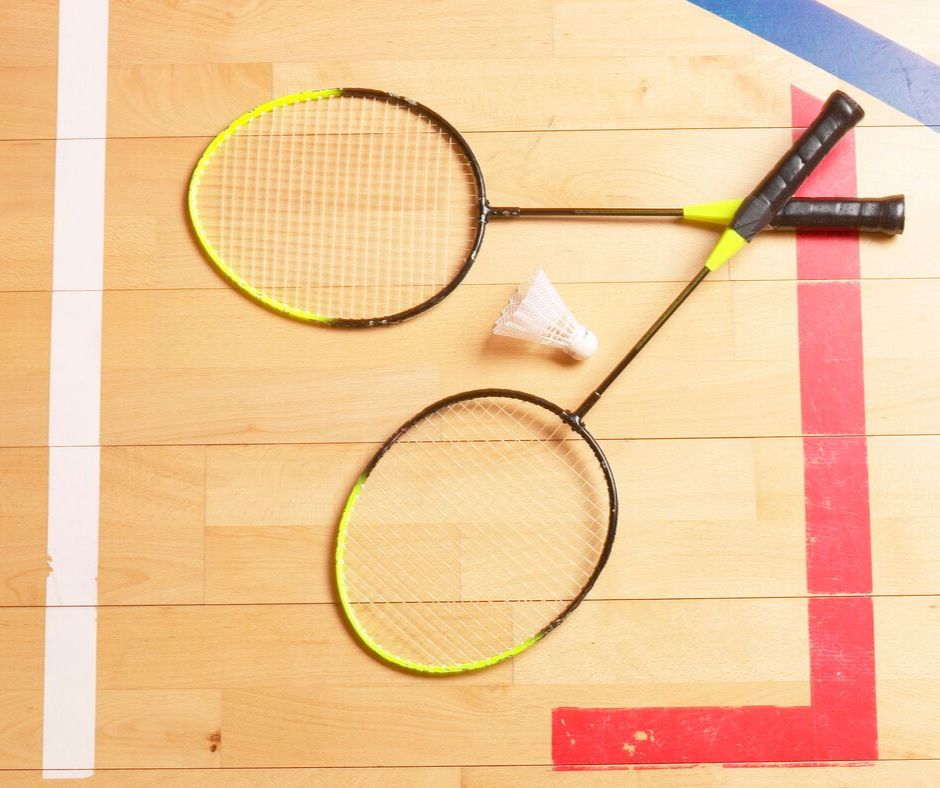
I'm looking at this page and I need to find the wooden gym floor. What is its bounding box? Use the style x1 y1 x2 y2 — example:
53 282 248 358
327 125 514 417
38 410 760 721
2 0 939 784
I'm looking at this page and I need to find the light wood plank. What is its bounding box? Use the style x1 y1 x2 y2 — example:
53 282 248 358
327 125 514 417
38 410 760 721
207 597 939 766
7 763 940 786
96 690 221 768
0 292 49 446
107 56 916 140
0 767 460 786
221 684 590 767
0 66 57 140
104 125 932 297
870 437 940 593
99 279 806 445
108 0 553 64
98 278 940 446
97 604 512 690
464 760 940 787
104 433 801 607
108 63 272 139
202 436 807 605
117 435 940 606
875 597 940 758
554 0 768 59
204 444 367 604
0 609 44 691
0 1 57 68
0 140 54 291
864 280 940 436
511 598 811 695
205 443 372 527
856 127 939 281
99 446 206 605
0 449 47 606
0 692 41 770
0 141 55 219
274 57 917 129
205 525 328 604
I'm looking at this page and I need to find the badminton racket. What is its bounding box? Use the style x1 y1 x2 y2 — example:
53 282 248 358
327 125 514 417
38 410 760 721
188 87 901 327
334 91 867 673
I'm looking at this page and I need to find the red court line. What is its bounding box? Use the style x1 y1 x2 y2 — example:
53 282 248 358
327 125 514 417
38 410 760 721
552 87 877 767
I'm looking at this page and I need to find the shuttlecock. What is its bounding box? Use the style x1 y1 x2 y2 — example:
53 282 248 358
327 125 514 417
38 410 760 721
492 268 597 360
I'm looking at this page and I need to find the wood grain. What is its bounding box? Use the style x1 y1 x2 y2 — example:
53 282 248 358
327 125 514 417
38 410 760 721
210 597 939 766
106 56 916 140
0 449 48 606
99 446 206 605
98 279 805 445
464 761 940 787
0 1 57 68
103 126 940 295
96 690 222 769
3 0 938 777
85 429 940 605
0 692 41 770
0 768 460 787
0 140 54 291
108 0 554 64
0 609 44 691
96 604 513 691
0 292 49 446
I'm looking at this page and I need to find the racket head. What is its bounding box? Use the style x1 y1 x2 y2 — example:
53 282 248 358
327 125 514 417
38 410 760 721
335 389 618 674
188 88 487 326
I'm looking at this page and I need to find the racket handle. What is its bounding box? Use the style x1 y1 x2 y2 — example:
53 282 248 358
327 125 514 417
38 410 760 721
683 195 905 235
734 91 865 240
705 90 865 270
771 195 905 235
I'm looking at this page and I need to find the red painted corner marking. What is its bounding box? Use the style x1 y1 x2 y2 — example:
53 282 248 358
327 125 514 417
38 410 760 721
809 596 877 759
804 438 872 594
551 86 877 767
798 285 865 436
553 706 814 765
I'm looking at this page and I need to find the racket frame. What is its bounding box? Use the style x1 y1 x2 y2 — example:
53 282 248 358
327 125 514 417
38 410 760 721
335 387 619 674
188 87 490 327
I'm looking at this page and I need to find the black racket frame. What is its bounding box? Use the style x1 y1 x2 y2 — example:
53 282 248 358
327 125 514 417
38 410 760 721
351 385 620 643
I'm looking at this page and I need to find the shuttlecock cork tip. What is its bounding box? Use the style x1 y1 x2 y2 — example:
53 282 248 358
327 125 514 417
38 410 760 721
565 324 598 360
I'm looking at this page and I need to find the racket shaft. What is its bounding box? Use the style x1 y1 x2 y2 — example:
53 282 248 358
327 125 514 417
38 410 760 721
489 195 903 234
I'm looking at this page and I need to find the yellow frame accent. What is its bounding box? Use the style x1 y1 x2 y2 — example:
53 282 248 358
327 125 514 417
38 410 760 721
704 227 749 271
187 88 343 324
334 473 545 674
682 197 743 226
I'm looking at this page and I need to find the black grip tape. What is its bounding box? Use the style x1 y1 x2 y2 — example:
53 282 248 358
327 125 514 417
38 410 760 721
732 91 865 241
770 195 905 235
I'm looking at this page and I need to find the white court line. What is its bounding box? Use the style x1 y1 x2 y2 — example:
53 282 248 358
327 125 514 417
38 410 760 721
43 0 109 779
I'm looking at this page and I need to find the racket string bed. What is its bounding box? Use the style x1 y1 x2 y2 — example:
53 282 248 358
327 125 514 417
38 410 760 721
191 91 480 323
346 430 604 660
338 395 611 670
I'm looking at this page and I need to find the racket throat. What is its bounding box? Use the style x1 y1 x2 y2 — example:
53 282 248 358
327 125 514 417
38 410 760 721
573 265 711 419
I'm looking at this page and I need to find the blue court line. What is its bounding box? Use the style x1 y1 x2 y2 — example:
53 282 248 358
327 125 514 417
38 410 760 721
689 0 940 131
